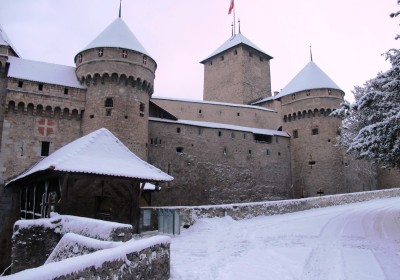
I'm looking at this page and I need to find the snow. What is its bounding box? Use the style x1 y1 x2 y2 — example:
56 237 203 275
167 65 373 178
0 24 19 55
273 61 342 99
7 56 84 88
149 117 289 137
201 33 272 63
6 128 173 185
152 96 276 113
3 236 170 280
81 17 151 58
170 197 400 280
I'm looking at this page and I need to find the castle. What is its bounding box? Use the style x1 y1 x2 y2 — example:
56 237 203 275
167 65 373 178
0 12 399 271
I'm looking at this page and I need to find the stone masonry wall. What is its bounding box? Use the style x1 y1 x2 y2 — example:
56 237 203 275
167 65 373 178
11 215 133 274
0 186 19 273
152 97 282 131
149 120 291 206
147 188 400 227
6 235 170 280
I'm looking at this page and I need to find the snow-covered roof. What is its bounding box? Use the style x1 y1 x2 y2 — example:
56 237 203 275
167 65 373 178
81 18 151 58
274 61 342 99
152 96 276 113
0 24 20 56
149 117 289 137
7 128 173 185
7 56 84 89
201 33 272 63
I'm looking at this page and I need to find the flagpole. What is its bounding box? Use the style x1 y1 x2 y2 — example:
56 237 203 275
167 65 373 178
233 8 236 35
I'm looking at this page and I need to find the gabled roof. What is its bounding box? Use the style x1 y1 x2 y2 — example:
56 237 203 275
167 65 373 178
149 117 289 138
0 24 20 56
81 18 151 57
7 56 84 88
7 128 173 185
274 61 342 99
201 33 272 63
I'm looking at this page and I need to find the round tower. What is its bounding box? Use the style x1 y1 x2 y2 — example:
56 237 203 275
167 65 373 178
276 61 346 198
75 17 156 160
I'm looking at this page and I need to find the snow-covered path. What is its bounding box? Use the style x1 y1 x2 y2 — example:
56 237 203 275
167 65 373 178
170 197 400 280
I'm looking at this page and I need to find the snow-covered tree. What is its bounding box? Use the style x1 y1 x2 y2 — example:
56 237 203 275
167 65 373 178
333 2 400 168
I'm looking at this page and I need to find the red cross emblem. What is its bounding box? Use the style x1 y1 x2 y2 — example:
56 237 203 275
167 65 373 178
37 118 55 136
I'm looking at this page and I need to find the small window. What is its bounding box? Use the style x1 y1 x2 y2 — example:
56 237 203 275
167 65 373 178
64 88 69 95
199 109 202 114
198 128 203 135
312 128 319 135
105 98 113 108
234 49 237 55
254 134 272 143
249 52 253 57
237 112 240 116
221 55 224 61
328 89 332 95
306 90 311 96
38 84 43 91
41 141 50 157
248 149 252 155
78 54 82 63
143 56 147 64
140 102 145 116
98 48 104 57
243 133 246 139
292 94 296 100
122 50 128 58
176 147 184 153
18 81 23 88
209 61 213 66
218 131 222 137
231 132 235 138
105 108 112 116
259 57 264 62
266 149 270 155
293 130 299 138
177 127 181 133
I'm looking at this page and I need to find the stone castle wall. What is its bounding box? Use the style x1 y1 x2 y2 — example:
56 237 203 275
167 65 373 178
149 119 291 206
203 44 272 104
152 97 282 130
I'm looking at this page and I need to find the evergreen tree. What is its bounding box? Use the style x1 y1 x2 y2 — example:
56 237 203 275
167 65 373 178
334 2 400 168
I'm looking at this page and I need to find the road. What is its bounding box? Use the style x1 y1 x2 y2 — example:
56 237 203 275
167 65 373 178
170 197 400 280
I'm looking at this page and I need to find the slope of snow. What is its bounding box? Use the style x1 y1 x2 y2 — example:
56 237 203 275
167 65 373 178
170 197 400 280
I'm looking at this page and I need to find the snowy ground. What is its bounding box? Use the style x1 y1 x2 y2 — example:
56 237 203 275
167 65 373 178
170 197 400 280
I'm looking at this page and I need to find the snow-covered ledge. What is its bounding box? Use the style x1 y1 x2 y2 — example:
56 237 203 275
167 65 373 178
4 236 170 280
11 214 133 273
146 188 400 227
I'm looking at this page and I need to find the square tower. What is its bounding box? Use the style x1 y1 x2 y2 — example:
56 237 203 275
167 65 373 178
201 33 273 105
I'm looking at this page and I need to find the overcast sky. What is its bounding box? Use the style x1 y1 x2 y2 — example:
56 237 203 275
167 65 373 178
1 0 399 103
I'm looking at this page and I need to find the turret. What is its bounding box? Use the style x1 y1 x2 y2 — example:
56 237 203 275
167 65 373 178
276 60 345 197
75 16 156 160
201 32 273 105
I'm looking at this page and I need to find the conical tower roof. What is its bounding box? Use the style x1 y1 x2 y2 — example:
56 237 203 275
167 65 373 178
0 24 20 56
80 18 151 58
274 61 342 99
201 33 272 63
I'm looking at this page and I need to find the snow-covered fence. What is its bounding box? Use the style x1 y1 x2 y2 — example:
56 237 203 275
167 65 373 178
144 188 400 227
11 214 133 273
4 236 170 280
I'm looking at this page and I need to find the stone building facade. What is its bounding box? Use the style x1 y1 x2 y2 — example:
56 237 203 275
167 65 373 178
0 14 399 271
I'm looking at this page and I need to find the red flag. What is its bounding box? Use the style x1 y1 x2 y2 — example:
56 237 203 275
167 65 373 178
228 0 234 15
